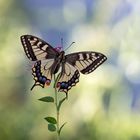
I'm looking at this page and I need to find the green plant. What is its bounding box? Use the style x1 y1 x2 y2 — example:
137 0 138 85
38 74 67 140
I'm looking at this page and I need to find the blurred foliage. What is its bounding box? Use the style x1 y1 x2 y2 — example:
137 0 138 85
0 0 140 140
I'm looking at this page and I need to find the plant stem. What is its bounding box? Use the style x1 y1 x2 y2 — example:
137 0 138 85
54 75 60 140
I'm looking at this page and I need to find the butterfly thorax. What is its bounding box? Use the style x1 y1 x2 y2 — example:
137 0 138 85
52 51 65 74
57 51 65 61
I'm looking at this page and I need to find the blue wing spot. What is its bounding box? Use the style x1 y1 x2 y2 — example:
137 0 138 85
68 81 71 85
38 76 47 84
39 77 42 81
65 83 68 88
36 72 41 77
36 69 40 73
60 82 69 89
42 77 47 83
37 65 40 69
61 82 65 88
71 78 75 82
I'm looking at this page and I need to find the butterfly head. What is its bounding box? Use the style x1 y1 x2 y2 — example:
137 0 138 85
55 46 63 52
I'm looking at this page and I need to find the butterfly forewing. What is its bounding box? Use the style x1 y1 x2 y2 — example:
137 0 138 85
20 35 59 61
65 51 107 74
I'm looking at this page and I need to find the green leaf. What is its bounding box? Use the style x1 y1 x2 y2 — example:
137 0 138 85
44 117 57 124
48 124 56 132
38 96 54 103
59 122 67 135
58 96 67 111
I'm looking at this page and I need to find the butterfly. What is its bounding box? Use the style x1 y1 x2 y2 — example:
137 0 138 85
20 35 107 95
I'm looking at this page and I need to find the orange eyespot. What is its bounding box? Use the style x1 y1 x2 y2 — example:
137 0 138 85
56 82 60 88
45 80 50 86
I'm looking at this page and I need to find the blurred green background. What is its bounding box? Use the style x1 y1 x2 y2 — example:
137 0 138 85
0 0 140 140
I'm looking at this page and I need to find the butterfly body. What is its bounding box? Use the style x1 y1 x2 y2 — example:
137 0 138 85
20 35 107 94
52 51 65 74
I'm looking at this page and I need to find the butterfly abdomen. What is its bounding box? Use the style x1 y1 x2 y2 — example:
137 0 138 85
52 63 61 74
51 51 65 74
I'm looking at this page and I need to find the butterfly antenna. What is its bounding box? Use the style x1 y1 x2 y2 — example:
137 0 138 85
64 42 75 51
61 38 63 50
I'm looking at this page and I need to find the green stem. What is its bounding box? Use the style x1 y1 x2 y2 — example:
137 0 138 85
54 75 60 140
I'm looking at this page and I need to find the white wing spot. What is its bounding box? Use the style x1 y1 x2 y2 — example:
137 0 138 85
75 61 84 70
87 59 92 64
42 45 48 51
27 53 30 57
80 61 87 68
84 72 89 74
37 41 42 46
75 79 79 82
35 50 44 55
32 45 37 49
92 58 96 61
84 60 90 65
30 40 36 45
26 50 28 53
34 38 37 41
86 53 90 59
72 83 76 86
77 73 80 77
89 69 92 73
79 53 84 60
36 53 46 59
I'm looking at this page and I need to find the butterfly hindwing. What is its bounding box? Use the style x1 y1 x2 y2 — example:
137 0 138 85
20 35 59 61
31 61 51 90
57 62 80 94
31 59 56 90
65 51 107 74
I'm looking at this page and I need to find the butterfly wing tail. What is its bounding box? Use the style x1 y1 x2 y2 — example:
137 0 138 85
31 83 44 90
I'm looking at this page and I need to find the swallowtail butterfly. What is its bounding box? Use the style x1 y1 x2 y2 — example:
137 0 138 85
20 35 107 94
